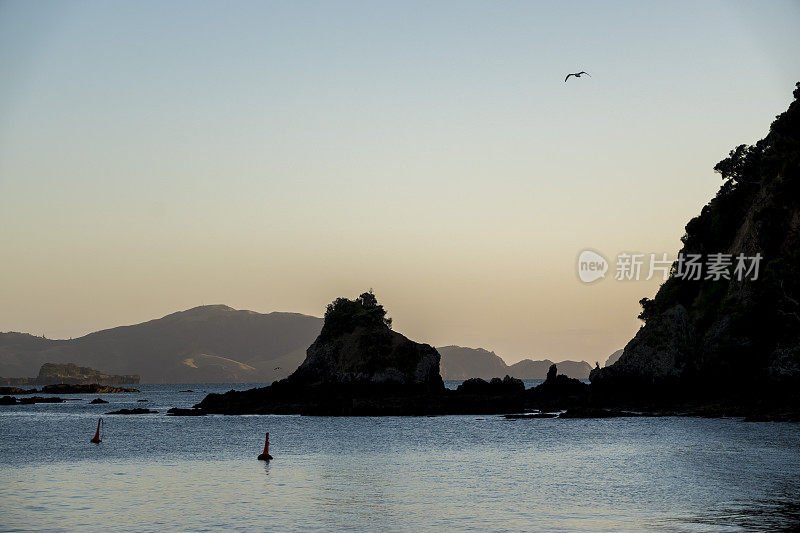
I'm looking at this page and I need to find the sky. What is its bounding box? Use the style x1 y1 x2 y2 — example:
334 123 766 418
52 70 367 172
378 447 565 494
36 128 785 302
1 1 799 365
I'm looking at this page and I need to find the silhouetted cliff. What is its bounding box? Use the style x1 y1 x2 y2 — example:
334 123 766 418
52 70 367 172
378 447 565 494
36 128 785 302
591 83 800 411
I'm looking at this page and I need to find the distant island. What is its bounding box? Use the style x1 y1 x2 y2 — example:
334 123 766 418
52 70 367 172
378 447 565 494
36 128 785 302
0 362 139 386
437 346 594 380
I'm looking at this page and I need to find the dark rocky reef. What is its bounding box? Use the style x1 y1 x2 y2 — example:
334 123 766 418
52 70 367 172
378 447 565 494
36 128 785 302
189 292 525 416
89 398 109 404
106 408 158 415
590 83 800 418
1 383 138 394
0 387 37 395
41 384 139 394
0 395 66 405
526 364 590 411
449 376 526 414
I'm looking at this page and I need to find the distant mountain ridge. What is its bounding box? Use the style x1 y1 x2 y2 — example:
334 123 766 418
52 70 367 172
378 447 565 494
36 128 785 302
437 346 592 380
2 306 594 383
0 305 323 383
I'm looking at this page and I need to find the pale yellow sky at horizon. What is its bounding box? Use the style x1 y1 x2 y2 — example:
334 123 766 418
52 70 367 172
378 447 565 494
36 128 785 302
1 1 799 365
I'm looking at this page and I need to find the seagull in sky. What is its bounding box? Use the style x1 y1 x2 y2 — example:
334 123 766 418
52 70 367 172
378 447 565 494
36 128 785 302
564 71 590 82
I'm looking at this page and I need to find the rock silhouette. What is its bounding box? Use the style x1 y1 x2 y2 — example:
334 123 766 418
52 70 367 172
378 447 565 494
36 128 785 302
192 293 526 415
591 82 800 418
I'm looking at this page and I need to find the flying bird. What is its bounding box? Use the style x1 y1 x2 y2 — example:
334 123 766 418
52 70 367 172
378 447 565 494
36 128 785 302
564 71 590 82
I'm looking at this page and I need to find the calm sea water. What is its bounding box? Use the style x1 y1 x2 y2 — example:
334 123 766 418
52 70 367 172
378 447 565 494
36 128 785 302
1 383 799 532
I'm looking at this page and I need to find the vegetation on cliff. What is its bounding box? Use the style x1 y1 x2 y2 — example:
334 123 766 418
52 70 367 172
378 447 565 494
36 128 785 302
593 83 800 405
289 291 442 391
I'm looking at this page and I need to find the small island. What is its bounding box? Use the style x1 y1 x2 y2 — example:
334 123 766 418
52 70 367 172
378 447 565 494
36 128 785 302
0 362 140 387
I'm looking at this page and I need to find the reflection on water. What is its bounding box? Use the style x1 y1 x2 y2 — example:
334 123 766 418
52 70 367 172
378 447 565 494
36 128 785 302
0 383 798 532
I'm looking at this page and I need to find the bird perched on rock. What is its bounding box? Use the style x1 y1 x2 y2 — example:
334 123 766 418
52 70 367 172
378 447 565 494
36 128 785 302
564 71 590 82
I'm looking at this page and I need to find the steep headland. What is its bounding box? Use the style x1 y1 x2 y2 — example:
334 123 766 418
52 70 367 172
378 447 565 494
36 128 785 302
590 82 800 415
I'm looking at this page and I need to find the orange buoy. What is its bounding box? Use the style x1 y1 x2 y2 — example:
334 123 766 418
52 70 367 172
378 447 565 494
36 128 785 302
90 417 103 444
257 432 273 461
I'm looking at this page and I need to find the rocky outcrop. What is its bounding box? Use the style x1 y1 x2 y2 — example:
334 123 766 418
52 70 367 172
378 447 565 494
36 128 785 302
40 384 139 394
191 293 526 416
0 396 66 405
451 376 526 414
527 364 590 410
288 292 442 392
195 292 447 415
0 383 138 394
0 387 36 395
456 375 525 395
590 305 694 402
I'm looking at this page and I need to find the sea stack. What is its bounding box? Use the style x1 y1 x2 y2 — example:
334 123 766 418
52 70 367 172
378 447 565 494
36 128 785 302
287 291 443 392
195 291 446 415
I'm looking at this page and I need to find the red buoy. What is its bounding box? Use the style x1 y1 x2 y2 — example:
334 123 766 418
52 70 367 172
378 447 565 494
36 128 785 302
257 432 273 461
90 418 103 444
